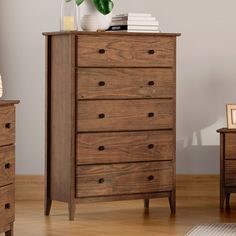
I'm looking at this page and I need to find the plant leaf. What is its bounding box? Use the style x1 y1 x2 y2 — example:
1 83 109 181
65 0 72 2
75 0 84 6
92 0 114 15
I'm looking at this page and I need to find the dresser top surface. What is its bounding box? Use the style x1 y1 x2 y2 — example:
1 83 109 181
0 100 20 106
43 31 181 37
217 128 236 133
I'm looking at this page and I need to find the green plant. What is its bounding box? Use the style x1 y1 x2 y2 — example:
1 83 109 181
66 0 114 15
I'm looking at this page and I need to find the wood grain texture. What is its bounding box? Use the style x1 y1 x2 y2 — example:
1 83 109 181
77 68 175 99
0 185 14 228
0 106 15 147
77 35 175 67
77 131 174 165
77 99 174 132
0 146 15 187
225 160 236 186
76 162 173 197
225 133 236 159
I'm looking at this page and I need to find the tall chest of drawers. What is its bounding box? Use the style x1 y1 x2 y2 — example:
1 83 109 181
43 31 180 220
0 100 19 235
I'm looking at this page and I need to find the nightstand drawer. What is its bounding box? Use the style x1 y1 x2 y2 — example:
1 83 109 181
0 185 14 227
77 99 174 132
77 68 175 99
77 131 174 165
0 106 15 146
225 133 236 159
77 35 175 67
225 160 236 186
76 162 173 197
0 146 15 187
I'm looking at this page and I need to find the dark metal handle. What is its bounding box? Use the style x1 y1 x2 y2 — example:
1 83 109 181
5 123 11 129
98 81 106 87
98 113 105 119
98 178 104 184
148 112 155 117
148 175 154 181
148 50 155 55
5 163 11 169
99 49 106 54
148 81 155 86
148 144 154 149
98 146 105 151
5 203 11 209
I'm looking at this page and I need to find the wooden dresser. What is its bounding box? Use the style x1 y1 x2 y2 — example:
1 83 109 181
217 128 236 209
0 100 19 236
43 31 180 220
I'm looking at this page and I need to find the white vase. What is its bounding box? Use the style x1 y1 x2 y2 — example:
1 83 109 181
80 0 112 31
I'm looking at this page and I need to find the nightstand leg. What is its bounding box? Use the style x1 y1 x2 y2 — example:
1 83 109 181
144 199 149 209
68 201 76 221
5 224 13 236
45 198 52 216
220 189 225 209
226 193 230 209
169 191 176 214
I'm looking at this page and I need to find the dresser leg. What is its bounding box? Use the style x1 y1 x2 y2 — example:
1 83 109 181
220 191 225 209
169 191 176 214
226 193 230 209
45 199 52 216
68 201 76 221
5 224 13 236
144 199 150 209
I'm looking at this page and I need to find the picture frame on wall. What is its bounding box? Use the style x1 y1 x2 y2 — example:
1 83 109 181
226 104 236 129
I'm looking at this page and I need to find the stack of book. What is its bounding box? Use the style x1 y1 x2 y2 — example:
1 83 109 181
107 13 160 33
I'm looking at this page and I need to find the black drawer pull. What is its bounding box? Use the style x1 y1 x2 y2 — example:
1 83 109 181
99 49 106 54
148 50 155 55
148 144 154 149
98 146 105 151
98 81 106 87
5 163 11 169
98 113 105 119
98 178 104 184
5 203 11 209
148 81 155 86
148 175 154 181
5 123 11 129
148 112 155 117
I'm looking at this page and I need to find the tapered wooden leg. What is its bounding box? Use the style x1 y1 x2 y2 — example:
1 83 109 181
45 198 52 216
68 201 76 221
169 191 176 214
226 193 230 209
144 199 149 209
5 224 13 236
220 190 225 209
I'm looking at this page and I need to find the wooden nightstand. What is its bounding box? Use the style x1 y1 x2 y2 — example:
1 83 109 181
217 128 236 209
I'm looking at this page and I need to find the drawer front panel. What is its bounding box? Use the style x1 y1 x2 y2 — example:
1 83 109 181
225 160 236 186
77 99 174 132
0 106 15 146
77 68 175 99
0 185 14 227
225 133 236 159
77 131 174 165
0 146 15 187
77 35 175 67
76 162 173 197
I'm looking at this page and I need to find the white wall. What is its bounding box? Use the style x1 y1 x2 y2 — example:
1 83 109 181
1 0 236 174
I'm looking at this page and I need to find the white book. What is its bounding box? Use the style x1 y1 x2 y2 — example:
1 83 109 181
111 20 159 26
112 16 156 22
119 30 161 33
115 13 153 17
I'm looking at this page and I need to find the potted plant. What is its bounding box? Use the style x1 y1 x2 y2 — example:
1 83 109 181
67 0 114 31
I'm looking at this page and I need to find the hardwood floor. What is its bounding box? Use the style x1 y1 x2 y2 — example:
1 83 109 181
10 175 236 236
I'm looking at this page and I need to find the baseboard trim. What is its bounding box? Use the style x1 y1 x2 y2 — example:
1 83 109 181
15 175 219 201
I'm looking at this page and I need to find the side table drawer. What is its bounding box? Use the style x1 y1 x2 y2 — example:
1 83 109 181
225 160 236 186
76 162 173 197
77 99 174 132
0 185 14 227
77 130 174 165
77 35 175 67
0 146 15 187
0 106 15 146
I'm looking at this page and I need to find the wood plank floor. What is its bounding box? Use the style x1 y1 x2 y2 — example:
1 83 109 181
11 176 236 236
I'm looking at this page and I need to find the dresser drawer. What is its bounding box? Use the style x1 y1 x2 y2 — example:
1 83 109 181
77 68 175 99
0 185 14 227
225 133 236 159
0 106 15 146
77 99 174 132
225 160 236 186
0 146 15 187
77 131 174 165
77 35 175 67
76 162 173 197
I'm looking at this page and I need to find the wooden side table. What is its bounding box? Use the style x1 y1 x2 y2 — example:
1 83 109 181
217 128 236 209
